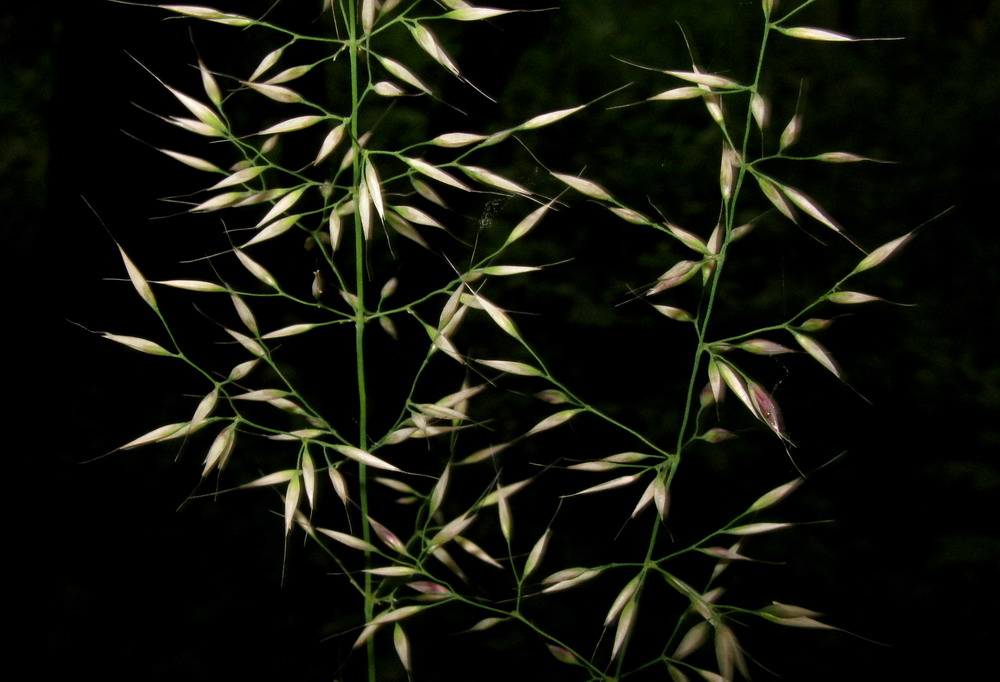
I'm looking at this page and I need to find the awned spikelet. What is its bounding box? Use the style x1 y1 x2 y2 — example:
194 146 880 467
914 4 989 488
668 223 710 255
547 645 581 666
227 358 259 381
497 487 513 541
525 409 582 436
166 115 224 137
368 604 425 627
201 421 237 477
475 358 542 376
779 112 801 151
191 191 249 213
158 148 221 173
828 290 882 304
778 26 860 42
158 5 252 25
480 478 532 507
714 623 749 681
317 527 377 552
443 8 517 21
719 145 739 202
631 478 656 518
455 536 503 568
407 23 460 77
662 572 714 621
754 174 797 222
102 333 173 356
780 184 841 234
564 473 642 498
646 260 702 296
541 567 601 593
749 478 803 512
854 231 914 273
724 522 791 536
708 358 724 403
117 245 157 310
363 566 419 578
245 81 302 104
197 58 221 107
283 475 301 535
368 516 408 554
756 601 839 630
225 328 265 358
427 463 450 518
604 576 641 627
506 200 553 244
373 81 406 97
207 166 267 191
229 293 257 334
551 172 612 201
792 331 842 379
430 132 487 148
748 381 787 440
377 56 433 96
520 105 586 130
815 151 880 163
607 206 650 224
332 444 404 473
653 471 670 519
158 5 228 20
360 0 376 34
256 186 307 228
467 288 519 338
611 597 638 660
313 123 346 166
120 422 189 450
673 621 710 661
238 469 296 489
718 361 755 415
428 513 475 549
751 91 769 129
163 83 224 131
654 305 693 322
664 70 743 90
460 165 531 195
249 47 283 82
260 322 317 340
256 115 324 136
737 338 794 355
386 212 429 248
404 157 472 191
412 181 448 210
364 157 385 222
523 528 551 578
393 624 411 674
648 86 703 101
234 249 277 288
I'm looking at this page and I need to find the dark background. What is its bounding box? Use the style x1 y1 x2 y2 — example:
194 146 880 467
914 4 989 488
9 0 997 679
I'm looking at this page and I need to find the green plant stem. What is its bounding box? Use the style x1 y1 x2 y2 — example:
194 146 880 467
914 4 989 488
345 3 376 680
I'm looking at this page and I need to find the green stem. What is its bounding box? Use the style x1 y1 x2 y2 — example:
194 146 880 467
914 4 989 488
345 3 375 680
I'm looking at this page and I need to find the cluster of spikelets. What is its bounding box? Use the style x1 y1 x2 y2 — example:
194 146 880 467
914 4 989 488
98 1 909 679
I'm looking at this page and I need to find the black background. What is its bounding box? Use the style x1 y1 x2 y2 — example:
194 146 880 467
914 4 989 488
10 1 997 679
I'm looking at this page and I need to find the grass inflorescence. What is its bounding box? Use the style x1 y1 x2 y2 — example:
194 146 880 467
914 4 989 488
93 1 911 679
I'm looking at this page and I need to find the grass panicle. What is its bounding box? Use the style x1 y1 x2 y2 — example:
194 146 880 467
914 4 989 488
91 1 911 679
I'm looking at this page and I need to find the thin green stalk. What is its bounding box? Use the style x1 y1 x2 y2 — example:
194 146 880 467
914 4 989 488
345 3 375 680
677 18 774 455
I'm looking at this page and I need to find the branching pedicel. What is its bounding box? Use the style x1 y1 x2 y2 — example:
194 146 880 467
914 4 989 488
99 1 908 679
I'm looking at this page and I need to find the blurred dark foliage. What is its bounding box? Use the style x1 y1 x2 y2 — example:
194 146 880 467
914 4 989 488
8 0 996 679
